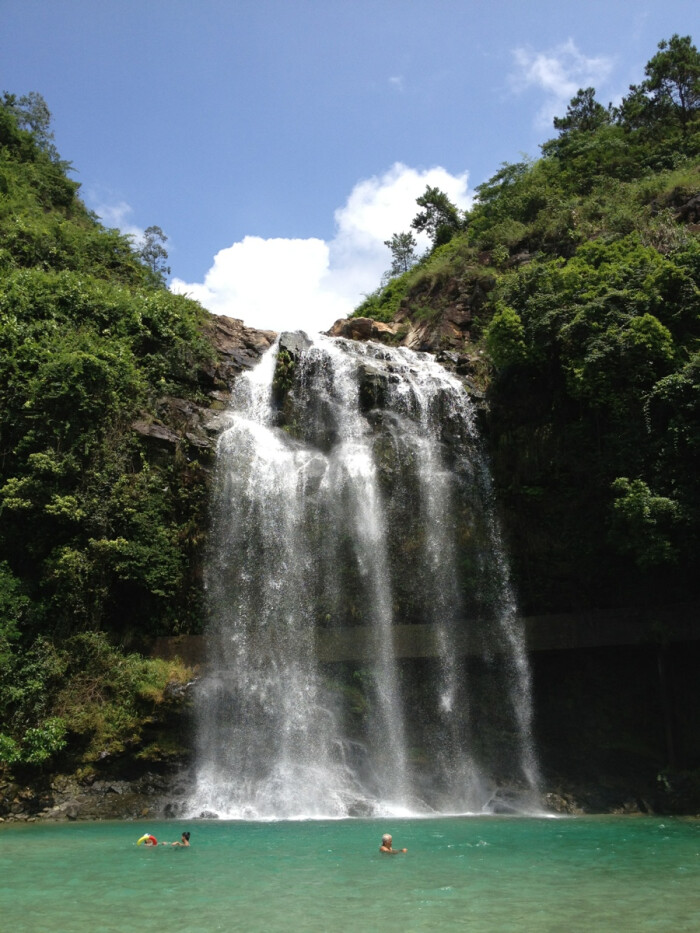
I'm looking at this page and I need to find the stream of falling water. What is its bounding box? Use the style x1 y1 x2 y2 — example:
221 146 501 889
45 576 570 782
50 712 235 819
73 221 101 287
189 334 539 819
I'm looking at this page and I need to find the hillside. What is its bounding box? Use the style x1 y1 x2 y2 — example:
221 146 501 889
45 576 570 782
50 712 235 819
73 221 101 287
346 34 700 617
0 34 698 815
0 94 274 787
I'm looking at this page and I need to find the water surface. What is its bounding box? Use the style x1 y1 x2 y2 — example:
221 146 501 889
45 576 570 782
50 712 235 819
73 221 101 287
1 816 699 932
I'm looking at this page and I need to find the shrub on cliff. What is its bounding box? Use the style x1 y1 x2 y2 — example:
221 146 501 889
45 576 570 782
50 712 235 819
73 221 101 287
0 94 210 774
355 36 699 613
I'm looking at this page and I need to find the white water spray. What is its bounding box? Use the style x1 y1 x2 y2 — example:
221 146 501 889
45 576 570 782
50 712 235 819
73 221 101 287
190 334 539 818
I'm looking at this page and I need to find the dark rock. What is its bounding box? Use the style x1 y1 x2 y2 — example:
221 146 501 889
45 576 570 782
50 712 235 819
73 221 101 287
202 411 233 436
164 678 196 701
654 769 700 814
64 801 81 820
0 769 199 823
200 314 276 392
490 801 520 815
278 330 312 360
357 362 390 412
299 456 327 496
132 420 180 447
506 251 533 268
543 792 583 815
185 431 210 449
444 304 472 327
128 313 275 461
675 194 700 224
346 799 376 818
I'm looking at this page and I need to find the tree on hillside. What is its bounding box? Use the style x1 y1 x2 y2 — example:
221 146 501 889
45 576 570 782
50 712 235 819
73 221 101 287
1 91 60 161
137 225 171 283
544 83 651 190
618 35 700 139
384 231 418 276
643 34 700 137
411 186 463 247
553 87 611 134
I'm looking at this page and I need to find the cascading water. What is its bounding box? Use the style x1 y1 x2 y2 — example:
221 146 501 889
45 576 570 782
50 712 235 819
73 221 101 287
190 333 539 819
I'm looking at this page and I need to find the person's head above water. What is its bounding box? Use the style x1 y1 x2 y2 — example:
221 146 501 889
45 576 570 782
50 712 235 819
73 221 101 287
380 832 406 853
182 831 190 841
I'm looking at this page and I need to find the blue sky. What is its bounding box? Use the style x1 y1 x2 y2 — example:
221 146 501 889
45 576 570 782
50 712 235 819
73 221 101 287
2 0 697 332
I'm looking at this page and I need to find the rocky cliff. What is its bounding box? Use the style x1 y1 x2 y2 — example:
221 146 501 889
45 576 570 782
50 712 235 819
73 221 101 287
132 314 277 458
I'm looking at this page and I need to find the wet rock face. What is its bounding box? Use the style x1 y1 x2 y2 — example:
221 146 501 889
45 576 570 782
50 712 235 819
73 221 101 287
0 773 190 822
326 316 485 393
130 313 277 458
278 330 312 360
357 361 394 413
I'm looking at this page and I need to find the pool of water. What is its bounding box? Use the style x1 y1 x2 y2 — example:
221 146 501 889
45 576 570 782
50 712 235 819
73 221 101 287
1 815 699 932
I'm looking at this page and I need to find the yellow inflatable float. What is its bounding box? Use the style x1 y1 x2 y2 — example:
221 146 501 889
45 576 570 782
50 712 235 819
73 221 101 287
137 833 158 846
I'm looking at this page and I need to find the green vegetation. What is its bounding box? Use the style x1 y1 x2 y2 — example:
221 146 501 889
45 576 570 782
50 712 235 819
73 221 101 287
0 94 209 773
1 33 697 789
137 225 171 284
357 35 700 614
0 630 191 770
383 231 418 277
411 185 465 247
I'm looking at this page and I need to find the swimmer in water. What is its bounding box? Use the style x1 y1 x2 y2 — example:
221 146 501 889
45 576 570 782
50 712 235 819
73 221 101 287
379 833 407 854
170 831 190 847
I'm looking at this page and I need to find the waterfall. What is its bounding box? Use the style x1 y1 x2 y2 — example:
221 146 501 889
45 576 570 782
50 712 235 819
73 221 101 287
190 333 539 819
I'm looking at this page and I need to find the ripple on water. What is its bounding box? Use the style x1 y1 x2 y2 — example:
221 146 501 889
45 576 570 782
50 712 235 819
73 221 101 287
0 816 699 933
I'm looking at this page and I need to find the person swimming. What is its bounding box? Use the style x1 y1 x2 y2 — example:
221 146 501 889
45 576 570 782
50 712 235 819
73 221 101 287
137 833 159 846
170 831 190 847
379 833 407 854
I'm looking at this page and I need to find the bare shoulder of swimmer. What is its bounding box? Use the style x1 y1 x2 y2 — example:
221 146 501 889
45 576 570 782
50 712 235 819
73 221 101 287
380 833 406 853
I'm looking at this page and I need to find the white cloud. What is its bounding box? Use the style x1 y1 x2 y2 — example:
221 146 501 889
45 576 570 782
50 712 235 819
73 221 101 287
511 39 614 128
170 163 471 334
389 75 404 91
91 199 145 243
171 236 348 334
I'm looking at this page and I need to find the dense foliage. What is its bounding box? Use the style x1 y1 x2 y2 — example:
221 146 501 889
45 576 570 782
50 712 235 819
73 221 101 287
0 95 211 772
356 35 699 614
1 34 697 786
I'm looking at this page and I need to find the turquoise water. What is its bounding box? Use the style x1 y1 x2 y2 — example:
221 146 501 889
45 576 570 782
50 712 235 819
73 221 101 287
1 816 699 932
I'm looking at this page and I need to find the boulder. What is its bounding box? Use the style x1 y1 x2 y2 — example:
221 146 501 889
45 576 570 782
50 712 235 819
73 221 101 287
131 420 180 448
677 194 700 224
327 317 401 343
278 330 312 360
199 314 276 391
357 362 392 412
